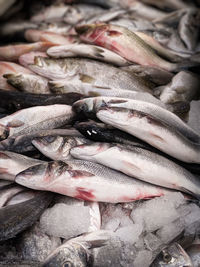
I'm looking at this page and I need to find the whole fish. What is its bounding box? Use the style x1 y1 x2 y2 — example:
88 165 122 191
29 57 152 93
0 89 83 112
47 44 129 66
0 42 53 61
76 23 185 71
4 73 50 94
73 97 200 163
0 192 53 241
186 244 200 267
43 230 111 267
15 160 170 203
0 129 82 153
151 243 193 267
71 142 200 197
0 104 75 138
74 121 200 175
0 151 43 181
32 135 90 160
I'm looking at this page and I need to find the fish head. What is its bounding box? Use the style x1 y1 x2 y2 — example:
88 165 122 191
71 142 111 161
15 161 70 189
0 124 9 141
3 73 23 89
75 23 109 43
152 243 193 267
44 242 89 267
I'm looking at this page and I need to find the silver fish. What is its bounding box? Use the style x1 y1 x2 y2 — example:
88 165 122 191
186 244 200 267
47 44 129 66
0 151 43 181
29 57 152 93
15 160 170 203
0 185 25 208
73 97 200 163
0 104 75 138
71 142 200 197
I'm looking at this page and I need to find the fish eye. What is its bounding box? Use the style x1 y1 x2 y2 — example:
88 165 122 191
63 261 72 267
163 253 172 263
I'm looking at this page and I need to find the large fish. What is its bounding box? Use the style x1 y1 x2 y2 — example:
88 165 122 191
73 97 200 163
32 135 90 161
71 142 200 197
0 151 42 181
15 160 170 203
0 104 75 138
0 192 53 241
29 57 152 93
47 44 129 66
75 23 186 71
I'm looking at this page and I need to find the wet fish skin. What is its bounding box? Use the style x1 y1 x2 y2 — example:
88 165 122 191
0 89 83 112
6 190 38 206
15 160 170 203
73 97 200 163
71 142 200 197
0 151 43 181
0 185 25 208
43 230 111 267
29 57 152 93
186 244 200 267
0 192 54 241
19 51 48 68
0 129 82 153
32 135 90 161
75 23 180 71
0 104 75 137
151 243 193 267
47 44 129 66
0 125 9 142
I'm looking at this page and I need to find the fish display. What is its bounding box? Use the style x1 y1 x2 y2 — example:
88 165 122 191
0 0 200 266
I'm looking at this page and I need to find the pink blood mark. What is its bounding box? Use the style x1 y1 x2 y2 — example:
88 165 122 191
0 167 8 174
122 192 164 202
75 187 95 201
107 30 122 37
69 170 94 179
0 152 10 159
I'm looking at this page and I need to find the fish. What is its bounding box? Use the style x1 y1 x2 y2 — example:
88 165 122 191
0 89 83 112
0 104 75 138
4 73 50 94
47 44 129 66
32 135 90 160
73 97 200 163
154 71 200 104
0 180 14 190
0 185 26 208
29 57 152 93
0 192 53 241
71 142 200 197
74 121 200 175
0 129 82 153
75 23 185 71
19 51 47 68
186 244 200 267
6 190 38 206
0 0 16 17
140 0 194 10
43 230 111 267
0 125 9 141
0 42 53 61
151 243 193 267
86 8 125 24
24 29 77 46
0 151 43 181
15 160 171 203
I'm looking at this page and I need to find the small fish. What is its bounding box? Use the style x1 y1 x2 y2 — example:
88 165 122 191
32 135 90 160
0 192 53 241
43 230 111 267
73 97 200 163
186 244 200 267
0 151 42 181
15 160 170 203
47 44 129 66
151 243 193 267
75 23 184 71
0 104 75 138
0 42 53 61
71 142 200 198
29 57 152 93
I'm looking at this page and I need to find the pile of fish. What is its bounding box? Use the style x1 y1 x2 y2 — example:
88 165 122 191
0 0 200 266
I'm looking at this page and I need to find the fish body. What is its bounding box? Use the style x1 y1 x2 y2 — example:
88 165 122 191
71 142 200 197
0 185 25 208
19 51 47 68
0 104 75 137
0 192 53 241
76 23 180 71
47 44 129 66
0 151 42 181
29 57 151 93
186 244 200 267
73 97 200 163
15 160 170 203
